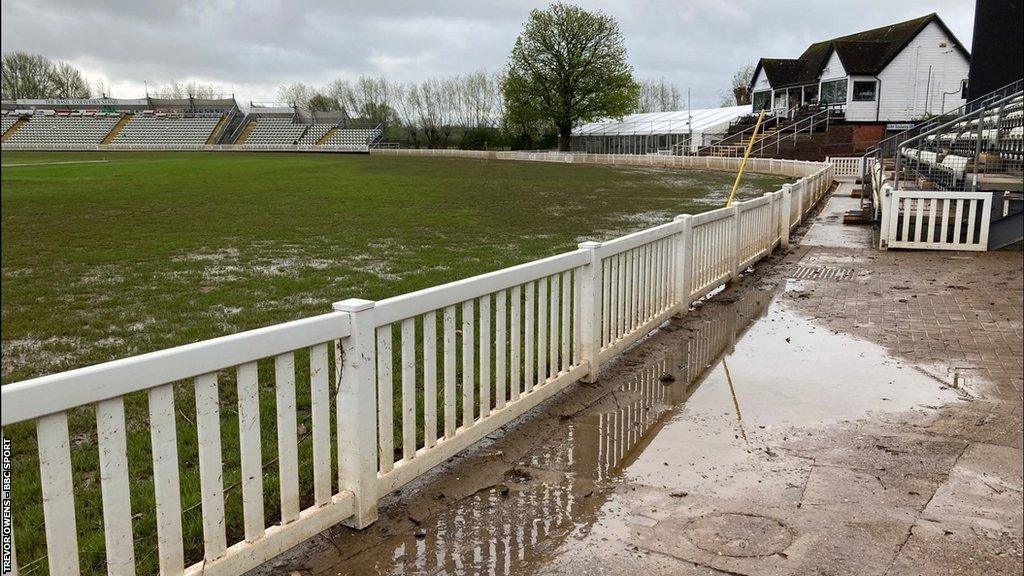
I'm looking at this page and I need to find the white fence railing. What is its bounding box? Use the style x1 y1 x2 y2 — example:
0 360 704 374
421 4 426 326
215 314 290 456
0 155 833 576
827 156 865 179
879 186 993 251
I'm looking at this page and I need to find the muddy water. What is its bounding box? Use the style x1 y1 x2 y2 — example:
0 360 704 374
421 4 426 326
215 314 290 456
304 285 961 576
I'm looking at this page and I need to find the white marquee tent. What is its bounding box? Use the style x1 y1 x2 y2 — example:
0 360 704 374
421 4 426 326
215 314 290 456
573 105 753 154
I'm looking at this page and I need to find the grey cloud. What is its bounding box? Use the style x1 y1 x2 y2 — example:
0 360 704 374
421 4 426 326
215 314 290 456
2 0 975 107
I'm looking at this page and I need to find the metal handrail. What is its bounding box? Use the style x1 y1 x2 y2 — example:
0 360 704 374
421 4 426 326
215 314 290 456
859 78 1024 205
753 105 838 156
676 108 786 155
894 88 1023 192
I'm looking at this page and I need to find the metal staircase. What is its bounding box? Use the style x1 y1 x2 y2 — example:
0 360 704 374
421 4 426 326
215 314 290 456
678 104 844 158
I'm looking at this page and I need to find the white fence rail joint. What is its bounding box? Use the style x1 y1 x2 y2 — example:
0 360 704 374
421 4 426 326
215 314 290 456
1 154 835 576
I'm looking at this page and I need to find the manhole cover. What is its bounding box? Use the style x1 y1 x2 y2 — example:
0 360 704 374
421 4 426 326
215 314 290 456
791 265 853 281
683 513 792 557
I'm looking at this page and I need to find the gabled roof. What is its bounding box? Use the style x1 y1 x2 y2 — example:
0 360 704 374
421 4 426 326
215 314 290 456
751 13 970 90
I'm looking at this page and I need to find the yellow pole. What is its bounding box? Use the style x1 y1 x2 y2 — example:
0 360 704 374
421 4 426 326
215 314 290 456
725 110 767 207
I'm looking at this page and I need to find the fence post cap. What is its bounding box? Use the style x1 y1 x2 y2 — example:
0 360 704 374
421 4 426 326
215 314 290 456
578 240 602 249
673 214 692 222
333 298 375 312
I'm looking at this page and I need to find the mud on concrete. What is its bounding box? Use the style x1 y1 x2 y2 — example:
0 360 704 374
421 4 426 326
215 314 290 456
253 193 1023 576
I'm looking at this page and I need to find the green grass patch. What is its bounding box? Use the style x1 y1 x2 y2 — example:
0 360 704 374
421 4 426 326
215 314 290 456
1 151 789 574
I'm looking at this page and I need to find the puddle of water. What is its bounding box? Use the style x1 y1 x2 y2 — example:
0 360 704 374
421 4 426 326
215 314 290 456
304 286 960 576
623 299 959 490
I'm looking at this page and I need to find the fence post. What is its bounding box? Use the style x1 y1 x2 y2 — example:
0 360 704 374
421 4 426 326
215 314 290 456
578 241 602 383
731 203 742 280
672 215 693 314
878 186 892 250
781 184 792 248
332 298 379 529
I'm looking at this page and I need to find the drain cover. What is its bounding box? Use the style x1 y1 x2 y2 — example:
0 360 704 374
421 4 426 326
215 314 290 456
791 265 853 281
683 513 792 557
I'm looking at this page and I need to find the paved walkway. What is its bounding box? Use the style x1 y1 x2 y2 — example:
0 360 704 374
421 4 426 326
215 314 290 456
254 187 1023 576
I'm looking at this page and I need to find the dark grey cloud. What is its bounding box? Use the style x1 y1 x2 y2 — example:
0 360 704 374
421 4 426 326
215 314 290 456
1 0 975 107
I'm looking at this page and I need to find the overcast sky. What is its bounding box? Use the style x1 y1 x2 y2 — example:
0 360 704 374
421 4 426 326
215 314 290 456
1 0 976 108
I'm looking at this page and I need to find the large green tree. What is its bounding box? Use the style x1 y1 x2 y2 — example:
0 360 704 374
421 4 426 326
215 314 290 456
502 3 639 151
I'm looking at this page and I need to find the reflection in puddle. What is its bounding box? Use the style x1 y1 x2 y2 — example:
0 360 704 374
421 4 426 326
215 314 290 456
314 287 959 576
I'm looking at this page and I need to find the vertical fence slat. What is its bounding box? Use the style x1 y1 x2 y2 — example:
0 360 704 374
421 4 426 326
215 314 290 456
537 276 548 385
491 291 506 410
443 306 457 438
561 270 571 373
524 282 535 393
913 199 925 243
927 198 938 244
376 327 394 471
510 286 522 402
479 295 492 418
953 199 964 245
309 345 331 507
37 412 80 576
966 199 978 245
423 311 438 448
96 397 136 576
939 199 951 245
601 260 610 346
236 361 266 540
549 274 559 376
194 372 227 559
275 353 300 524
148 384 184 575
462 299 475 426
401 317 416 460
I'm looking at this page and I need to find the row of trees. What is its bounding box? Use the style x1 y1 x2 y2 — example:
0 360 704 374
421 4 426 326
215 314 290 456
276 72 685 149
1 51 229 101
1 52 93 100
4 4 754 150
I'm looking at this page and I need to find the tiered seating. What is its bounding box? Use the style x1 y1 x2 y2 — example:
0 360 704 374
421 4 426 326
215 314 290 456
897 92 1024 191
2 113 19 135
111 113 221 147
323 127 380 148
5 113 121 146
298 123 334 145
243 117 307 146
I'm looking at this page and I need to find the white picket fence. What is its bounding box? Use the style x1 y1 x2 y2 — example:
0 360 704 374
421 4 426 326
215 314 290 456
879 186 993 251
827 156 865 179
0 154 833 576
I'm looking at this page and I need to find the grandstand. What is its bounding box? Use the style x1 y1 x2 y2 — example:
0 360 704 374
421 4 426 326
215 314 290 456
242 116 307 146
893 90 1023 192
1 112 19 135
3 112 122 146
325 127 381 148
299 123 335 145
110 113 223 148
0 97 382 152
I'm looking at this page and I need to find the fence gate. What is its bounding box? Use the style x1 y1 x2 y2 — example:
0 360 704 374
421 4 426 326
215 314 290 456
883 189 992 251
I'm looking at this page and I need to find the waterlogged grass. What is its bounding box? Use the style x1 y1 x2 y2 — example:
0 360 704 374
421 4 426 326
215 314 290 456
0 151 789 574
